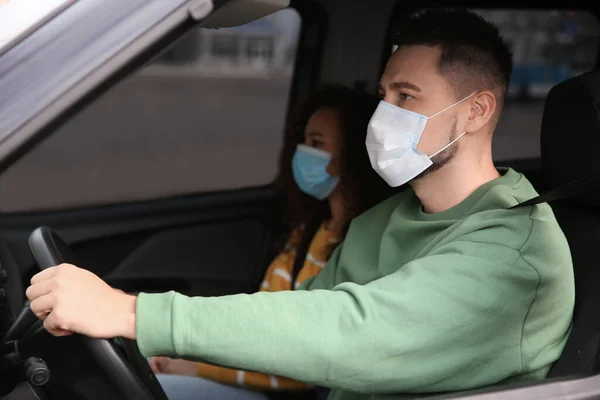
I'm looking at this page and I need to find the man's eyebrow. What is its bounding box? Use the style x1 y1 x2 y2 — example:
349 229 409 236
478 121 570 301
306 132 324 137
378 81 422 92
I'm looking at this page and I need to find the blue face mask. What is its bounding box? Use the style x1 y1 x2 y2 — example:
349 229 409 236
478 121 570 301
292 144 339 200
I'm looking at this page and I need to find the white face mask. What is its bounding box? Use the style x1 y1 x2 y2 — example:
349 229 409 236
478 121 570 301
366 93 476 187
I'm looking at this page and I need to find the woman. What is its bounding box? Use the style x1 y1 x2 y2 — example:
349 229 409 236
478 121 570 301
149 83 396 400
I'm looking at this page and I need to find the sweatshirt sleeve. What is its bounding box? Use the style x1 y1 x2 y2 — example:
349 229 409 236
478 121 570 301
136 241 539 394
192 226 316 390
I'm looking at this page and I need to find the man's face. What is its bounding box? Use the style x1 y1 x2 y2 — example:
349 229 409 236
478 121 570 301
378 45 472 175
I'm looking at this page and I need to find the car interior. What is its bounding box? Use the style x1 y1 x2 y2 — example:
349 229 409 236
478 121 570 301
0 0 599 399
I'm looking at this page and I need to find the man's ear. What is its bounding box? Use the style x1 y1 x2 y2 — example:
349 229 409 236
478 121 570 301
464 90 497 132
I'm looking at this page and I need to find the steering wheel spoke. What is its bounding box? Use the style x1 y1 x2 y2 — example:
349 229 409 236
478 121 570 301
10 226 169 400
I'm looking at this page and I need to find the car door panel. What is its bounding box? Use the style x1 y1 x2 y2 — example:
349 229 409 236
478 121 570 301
0 187 284 298
103 220 269 295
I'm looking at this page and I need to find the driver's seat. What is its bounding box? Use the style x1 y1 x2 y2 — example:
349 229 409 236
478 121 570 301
538 69 600 377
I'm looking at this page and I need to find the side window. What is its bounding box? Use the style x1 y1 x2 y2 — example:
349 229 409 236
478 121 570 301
473 10 600 162
389 9 600 162
0 8 302 212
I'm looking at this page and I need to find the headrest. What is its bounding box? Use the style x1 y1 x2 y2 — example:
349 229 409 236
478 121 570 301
541 70 600 206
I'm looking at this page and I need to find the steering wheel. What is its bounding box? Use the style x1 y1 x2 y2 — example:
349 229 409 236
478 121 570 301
26 226 168 400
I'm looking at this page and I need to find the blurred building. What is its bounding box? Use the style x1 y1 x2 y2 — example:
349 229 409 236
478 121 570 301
152 9 301 76
475 9 600 100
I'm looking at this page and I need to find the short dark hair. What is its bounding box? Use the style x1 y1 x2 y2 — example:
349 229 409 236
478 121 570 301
393 8 513 116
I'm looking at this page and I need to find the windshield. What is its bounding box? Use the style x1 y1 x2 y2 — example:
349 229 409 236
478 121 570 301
0 0 76 52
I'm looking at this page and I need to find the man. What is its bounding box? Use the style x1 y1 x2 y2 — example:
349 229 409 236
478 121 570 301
26 8 574 400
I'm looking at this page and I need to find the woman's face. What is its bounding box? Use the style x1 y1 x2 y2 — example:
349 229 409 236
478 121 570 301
303 107 343 177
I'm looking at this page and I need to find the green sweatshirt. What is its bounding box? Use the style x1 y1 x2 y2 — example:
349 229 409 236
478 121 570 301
136 168 574 399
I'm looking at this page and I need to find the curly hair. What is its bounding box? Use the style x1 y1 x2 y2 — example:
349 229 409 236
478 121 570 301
275 83 398 257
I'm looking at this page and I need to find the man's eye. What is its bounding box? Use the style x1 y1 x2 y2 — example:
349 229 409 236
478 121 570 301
309 140 324 148
400 93 414 101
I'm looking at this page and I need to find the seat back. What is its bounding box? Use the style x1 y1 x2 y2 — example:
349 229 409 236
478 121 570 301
539 69 600 377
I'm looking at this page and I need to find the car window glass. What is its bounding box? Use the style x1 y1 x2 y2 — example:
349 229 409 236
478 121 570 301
0 8 302 212
477 10 599 162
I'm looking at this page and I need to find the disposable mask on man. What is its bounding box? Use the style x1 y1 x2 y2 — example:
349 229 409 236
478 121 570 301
292 144 339 200
366 93 476 187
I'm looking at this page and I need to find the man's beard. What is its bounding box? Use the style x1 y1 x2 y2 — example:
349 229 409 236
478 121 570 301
411 118 459 183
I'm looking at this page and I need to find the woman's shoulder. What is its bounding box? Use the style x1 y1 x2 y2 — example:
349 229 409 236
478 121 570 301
312 222 340 246
286 221 335 249
285 225 305 250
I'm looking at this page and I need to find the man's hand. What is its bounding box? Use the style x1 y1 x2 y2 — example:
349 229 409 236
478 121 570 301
25 263 137 339
149 356 198 376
